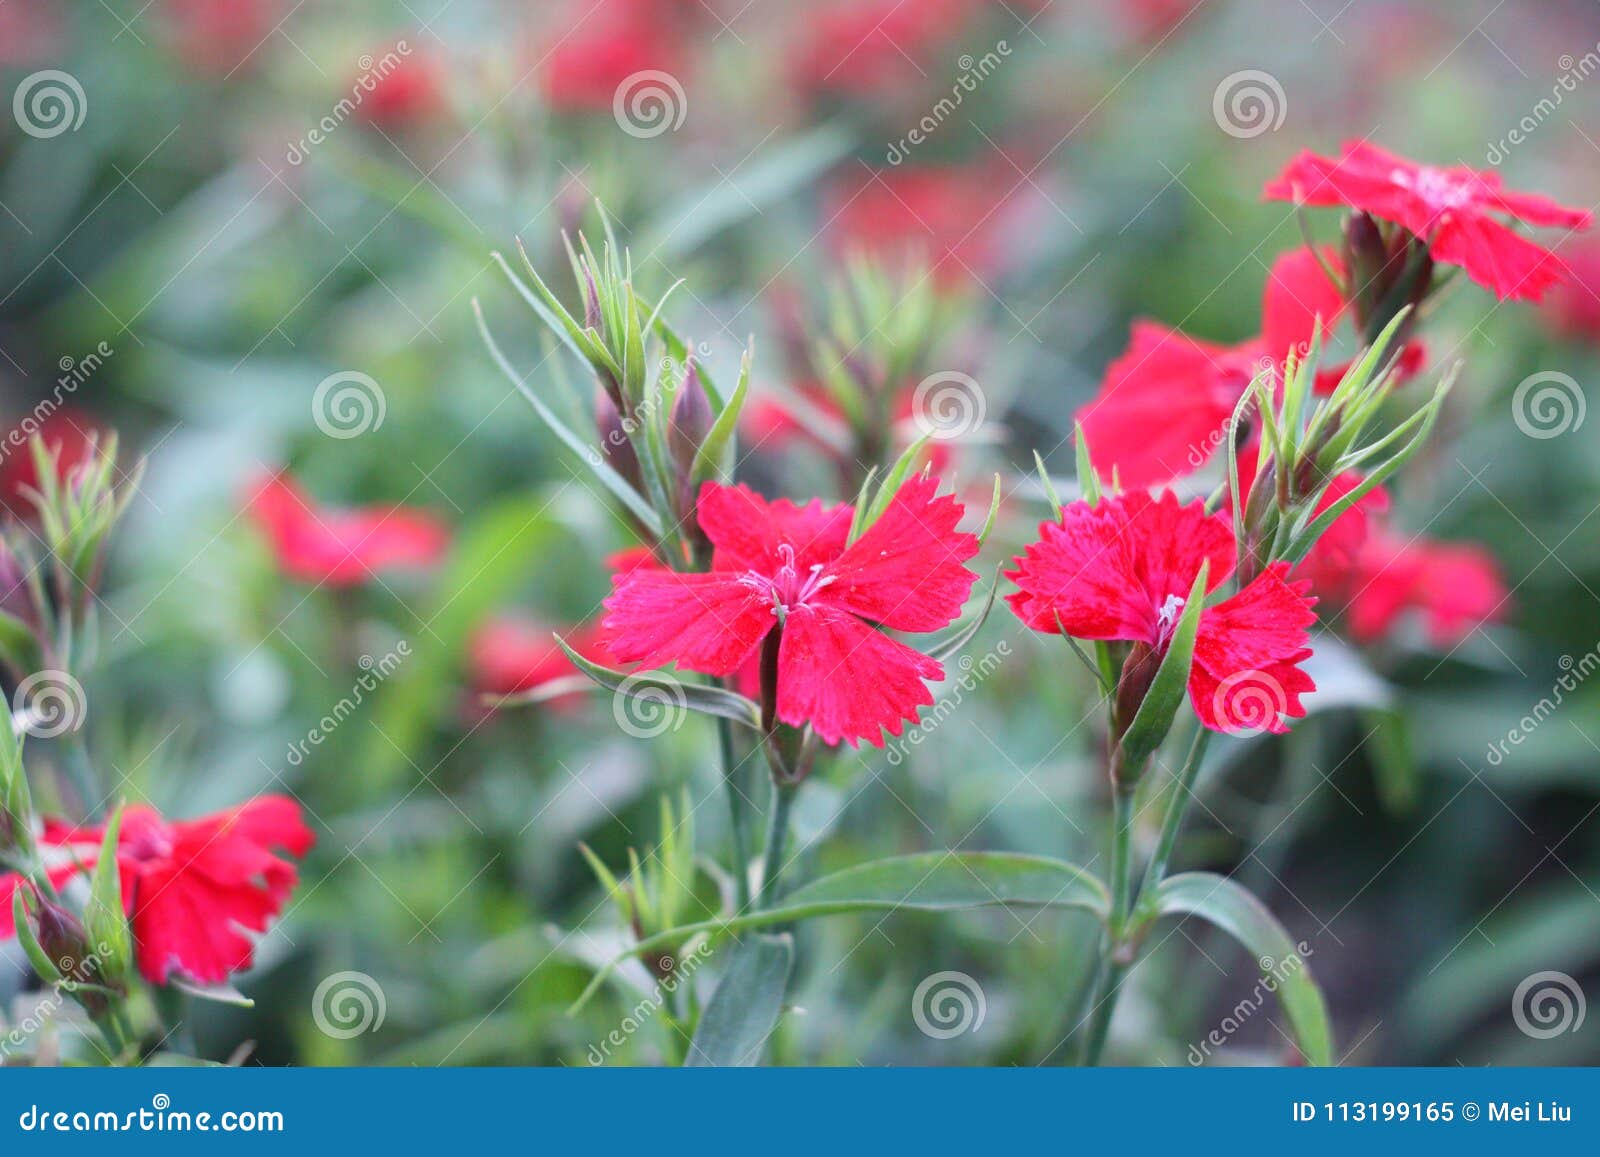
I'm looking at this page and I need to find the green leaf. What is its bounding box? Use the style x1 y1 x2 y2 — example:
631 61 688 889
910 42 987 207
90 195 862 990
925 567 1001 664
1116 562 1209 774
1072 423 1100 506
572 852 1108 1011
83 805 132 984
362 495 570 791
557 639 762 731
474 300 663 535
685 933 794 1067
854 436 932 540
691 346 751 483
171 978 256 1008
1363 708 1418 816
0 608 40 675
11 889 62 984
1144 872 1333 1066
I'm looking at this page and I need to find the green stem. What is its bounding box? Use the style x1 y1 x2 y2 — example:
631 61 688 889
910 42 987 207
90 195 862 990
756 780 798 909
1138 728 1213 906
716 713 752 909
1080 784 1136 1065
58 732 102 822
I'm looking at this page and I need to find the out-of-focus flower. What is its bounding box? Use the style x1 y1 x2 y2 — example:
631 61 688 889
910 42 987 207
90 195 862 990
1338 528 1508 647
1230 450 1389 591
1264 140 1591 301
788 0 984 101
0 0 65 66
1543 238 1600 342
246 472 449 586
468 616 612 707
603 476 979 746
0 407 106 519
824 165 1020 289
163 0 279 75
539 0 687 112
1077 246 1425 487
1 797 314 986
355 48 447 128
1007 490 1318 735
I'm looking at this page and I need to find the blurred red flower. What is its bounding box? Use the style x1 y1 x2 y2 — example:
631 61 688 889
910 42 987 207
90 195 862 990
247 473 449 586
1 797 314 986
1007 490 1318 734
603 476 979 746
468 616 612 706
539 0 687 112
825 165 1020 289
0 407 105 518
1542 238 1600 342
163 0 279 75
1340 528 1508 647
1077 246 1424 487
788 0 984 100
1264 140 1591 301
356 48 446 128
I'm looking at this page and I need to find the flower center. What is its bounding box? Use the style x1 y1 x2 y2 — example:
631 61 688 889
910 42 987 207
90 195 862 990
756 542 835 616
1156 593 1186 644
1392 165 1479 214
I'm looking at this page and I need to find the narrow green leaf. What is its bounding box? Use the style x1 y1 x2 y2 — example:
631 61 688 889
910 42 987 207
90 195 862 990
571 852 1109 1011
977 474 1002 545
11 889 62 984
857 435 933 538
691 347 751 483
1036 450 1065 517
556 639 762 731
171 978 256 1008
1072 424 1100 506
685 933 794 1067
925 567 1001 664
84 805 131 983
474 300 663 535
1145 872 1333 1066
1116 562 1209 773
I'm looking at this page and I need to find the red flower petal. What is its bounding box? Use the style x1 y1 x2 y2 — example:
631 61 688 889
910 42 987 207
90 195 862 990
247 473 449 586
1006 491 1233 642
775 602 940 746
1190 563 1317 734
1077 322 1260 485
1261 246 1346 365
822 474 979 631
602 567 773 677
698 481 852 575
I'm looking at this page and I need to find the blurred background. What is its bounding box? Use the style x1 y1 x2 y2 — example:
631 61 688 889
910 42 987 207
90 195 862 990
1 0 1598 1065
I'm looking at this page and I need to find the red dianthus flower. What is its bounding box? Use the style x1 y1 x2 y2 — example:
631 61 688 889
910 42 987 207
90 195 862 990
1006 491 1317 734
602 476 979 746
247 473 449 586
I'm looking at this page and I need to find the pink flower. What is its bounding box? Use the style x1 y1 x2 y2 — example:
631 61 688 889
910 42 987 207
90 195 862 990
2 798 314 986
247 473 449 586
1007 490 1318 734
1264 140 1591 301
602 476 979 746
